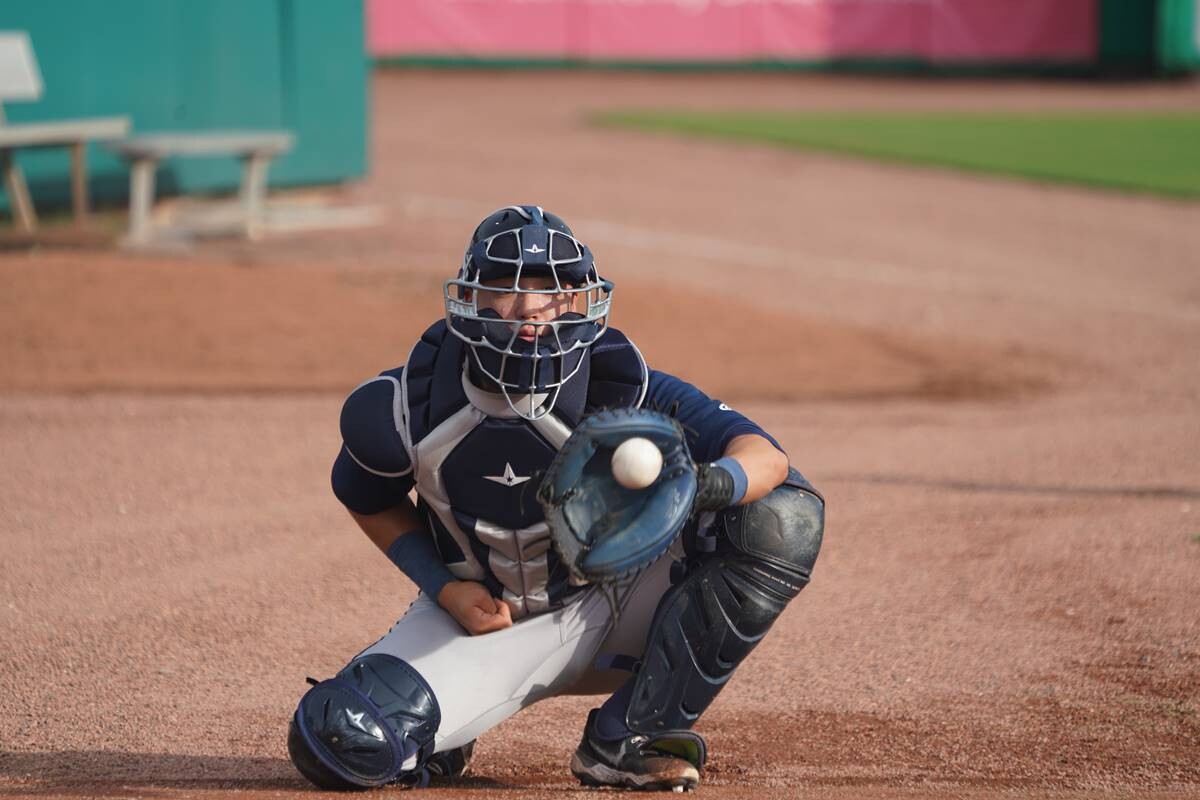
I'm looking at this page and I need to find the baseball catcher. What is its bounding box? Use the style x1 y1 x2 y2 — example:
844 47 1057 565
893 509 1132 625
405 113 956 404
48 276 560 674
286 205 824 791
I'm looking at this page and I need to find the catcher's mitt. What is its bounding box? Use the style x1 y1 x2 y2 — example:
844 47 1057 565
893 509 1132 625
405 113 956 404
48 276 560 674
537 408 698 584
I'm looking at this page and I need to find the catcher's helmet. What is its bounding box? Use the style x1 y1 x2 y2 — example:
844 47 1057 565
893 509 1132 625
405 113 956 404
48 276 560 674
445 205 612 420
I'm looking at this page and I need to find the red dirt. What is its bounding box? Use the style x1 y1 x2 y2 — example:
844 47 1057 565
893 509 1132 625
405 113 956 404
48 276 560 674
1 71 1198 799
0 252 1058 402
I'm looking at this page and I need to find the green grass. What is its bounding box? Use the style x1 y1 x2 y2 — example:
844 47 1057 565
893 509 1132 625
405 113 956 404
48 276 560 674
595 110 1200 198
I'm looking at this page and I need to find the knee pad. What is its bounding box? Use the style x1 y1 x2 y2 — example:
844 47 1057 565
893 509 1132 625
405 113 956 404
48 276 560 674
626 470 823 734
718 468 823 588
288 653 440 789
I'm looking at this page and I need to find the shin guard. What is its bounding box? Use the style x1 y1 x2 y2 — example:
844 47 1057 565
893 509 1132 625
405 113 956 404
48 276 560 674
627 469 823 733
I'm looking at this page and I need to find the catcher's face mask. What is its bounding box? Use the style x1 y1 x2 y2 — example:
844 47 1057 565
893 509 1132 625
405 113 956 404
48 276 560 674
445 205 612 421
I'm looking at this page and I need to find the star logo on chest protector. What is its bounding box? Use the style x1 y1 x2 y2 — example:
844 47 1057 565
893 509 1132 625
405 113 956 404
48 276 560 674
484 462 532 487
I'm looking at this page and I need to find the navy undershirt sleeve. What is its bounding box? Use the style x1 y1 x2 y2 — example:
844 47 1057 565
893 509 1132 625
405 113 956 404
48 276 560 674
331 446 417 516
643 370 785 463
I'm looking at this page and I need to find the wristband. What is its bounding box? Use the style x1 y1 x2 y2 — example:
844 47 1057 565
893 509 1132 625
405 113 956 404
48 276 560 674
385 530 457 601
711 456 749 506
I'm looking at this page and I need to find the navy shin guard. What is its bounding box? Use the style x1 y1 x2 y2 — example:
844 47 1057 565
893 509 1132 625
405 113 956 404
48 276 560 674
627 469 823 733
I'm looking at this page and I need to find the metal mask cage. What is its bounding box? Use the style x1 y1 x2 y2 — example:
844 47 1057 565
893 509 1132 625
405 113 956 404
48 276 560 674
444 269 613 420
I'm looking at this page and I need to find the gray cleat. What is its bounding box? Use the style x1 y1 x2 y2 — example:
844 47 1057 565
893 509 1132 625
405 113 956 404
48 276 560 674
570 709 705 792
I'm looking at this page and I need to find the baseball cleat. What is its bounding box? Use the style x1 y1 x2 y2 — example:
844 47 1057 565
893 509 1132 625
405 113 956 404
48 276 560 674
570 709 704 792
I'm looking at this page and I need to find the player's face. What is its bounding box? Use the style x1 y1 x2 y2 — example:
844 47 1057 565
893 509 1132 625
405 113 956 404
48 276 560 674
475 275 578 342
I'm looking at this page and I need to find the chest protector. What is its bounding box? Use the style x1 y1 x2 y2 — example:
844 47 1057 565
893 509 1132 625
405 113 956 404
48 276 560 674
400 321 647 619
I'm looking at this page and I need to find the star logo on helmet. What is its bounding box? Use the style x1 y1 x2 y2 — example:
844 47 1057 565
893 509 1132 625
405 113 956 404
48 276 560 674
345 710 383 740
484 463 531 487
524 244 545 254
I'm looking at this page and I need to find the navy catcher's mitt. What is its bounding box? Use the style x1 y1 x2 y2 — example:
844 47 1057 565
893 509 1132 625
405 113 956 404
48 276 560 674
537 408 698 584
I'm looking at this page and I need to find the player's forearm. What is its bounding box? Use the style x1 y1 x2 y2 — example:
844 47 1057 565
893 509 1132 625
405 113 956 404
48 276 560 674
349 503 456 602
349 502 425 554
720 433 789 505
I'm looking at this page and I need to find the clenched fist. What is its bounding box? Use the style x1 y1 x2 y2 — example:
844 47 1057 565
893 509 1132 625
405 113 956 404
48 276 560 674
437 580 513 635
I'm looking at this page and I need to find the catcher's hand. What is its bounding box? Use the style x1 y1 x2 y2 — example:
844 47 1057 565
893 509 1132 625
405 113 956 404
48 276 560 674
537 408 699 584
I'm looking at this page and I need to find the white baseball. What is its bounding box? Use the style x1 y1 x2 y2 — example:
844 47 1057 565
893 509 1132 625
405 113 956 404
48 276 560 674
611 437 663 490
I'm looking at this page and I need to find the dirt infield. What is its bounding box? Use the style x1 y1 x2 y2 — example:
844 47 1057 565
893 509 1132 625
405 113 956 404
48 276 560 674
1 71 1198 799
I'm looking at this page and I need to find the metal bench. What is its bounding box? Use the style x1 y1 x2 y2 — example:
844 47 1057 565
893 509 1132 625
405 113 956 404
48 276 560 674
107 131 294 244
0 31 130 232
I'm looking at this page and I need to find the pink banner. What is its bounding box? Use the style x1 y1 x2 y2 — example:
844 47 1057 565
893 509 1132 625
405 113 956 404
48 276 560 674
931 0 1096 61
367 0 1097 64
756 2 927 59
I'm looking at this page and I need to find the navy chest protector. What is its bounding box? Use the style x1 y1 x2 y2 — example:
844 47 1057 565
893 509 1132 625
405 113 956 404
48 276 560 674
400 321 647 605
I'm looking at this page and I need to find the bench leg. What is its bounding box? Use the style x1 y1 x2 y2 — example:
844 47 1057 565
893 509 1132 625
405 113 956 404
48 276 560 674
127 158 157 244
70 142 90 224
2 148 39 234
240 153 271 240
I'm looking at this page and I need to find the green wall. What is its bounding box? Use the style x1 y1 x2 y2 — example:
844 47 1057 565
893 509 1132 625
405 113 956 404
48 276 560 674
1158 0 1200 71
1 0 366 212
1098 0 1200 73
1098 0 1157 71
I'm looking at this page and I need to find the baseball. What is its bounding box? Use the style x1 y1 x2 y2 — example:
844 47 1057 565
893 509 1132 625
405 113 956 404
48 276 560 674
611 437 663 490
